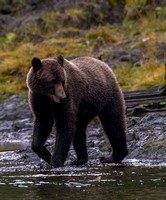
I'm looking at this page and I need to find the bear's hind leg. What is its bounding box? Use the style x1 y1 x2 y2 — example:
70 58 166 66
72 119 88 166
99 104 128 164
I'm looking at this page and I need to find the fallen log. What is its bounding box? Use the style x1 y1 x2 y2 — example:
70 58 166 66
123 84 166 108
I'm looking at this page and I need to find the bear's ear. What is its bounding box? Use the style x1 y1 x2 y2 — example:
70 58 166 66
57 55 64 67
32 57 42 71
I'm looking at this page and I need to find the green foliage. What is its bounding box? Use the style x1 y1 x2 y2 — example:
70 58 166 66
16 0 24 4
122 18 140 36
25 11 58 36
4 32 16 44
145 13 166 33
65 8 84 17
41 11 57 33
0 2 166 101
0 34 92 101
27 9 87 36
86 25 120 47
126 0 147 9
114 63 135 91
114 61 165 91
104 0 118 7
122 4 166 36
156 7 166 19
0 0 9 4
64 8 88 27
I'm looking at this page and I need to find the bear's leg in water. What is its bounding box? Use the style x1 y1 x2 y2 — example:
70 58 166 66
99 99 128 163
72 119 88 166
51 116 76 167
32 118 53 164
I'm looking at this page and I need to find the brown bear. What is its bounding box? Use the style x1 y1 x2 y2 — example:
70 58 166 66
26 56 128 167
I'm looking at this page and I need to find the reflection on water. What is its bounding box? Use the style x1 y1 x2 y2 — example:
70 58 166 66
0 162 166 200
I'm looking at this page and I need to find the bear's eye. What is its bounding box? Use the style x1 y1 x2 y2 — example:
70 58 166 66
51 78 60 84
44 82 54 89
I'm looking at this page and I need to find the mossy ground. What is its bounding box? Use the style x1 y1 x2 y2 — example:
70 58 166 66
0 2 166 102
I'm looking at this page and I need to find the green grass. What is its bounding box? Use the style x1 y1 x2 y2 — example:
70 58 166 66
126 0 147 9
0 0 9 4
0 3 166 102
114 60 165 91
0 0 25 7
87 25 121 45
65 8 85 17
0 35 93 101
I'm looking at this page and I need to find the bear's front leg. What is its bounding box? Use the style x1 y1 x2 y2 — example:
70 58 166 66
51 119 76 167
32 118 53 164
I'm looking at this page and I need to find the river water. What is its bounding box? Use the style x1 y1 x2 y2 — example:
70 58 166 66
0 107 166 199
0 159 166 200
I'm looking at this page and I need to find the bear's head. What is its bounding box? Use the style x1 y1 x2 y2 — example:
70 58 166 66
27 55 67 103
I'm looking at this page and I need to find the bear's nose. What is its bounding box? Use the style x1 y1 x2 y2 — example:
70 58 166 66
60 96 67 103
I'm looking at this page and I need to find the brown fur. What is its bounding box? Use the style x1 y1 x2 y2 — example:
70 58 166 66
27 56 128 167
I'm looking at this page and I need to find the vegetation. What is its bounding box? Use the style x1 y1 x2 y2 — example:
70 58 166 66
114 61 165 91
0 1 165 102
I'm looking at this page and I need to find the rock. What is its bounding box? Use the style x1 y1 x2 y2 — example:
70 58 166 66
12 119 32 130
158 133 166 140
25 0 41 6
119 54 131 61
0 0 126 37
0 95 32 121
0 5 12 14
127 113 166 160
105 48 143 67
134 61 141 66
25 33 44 44
156 43 166 61
108 63 116 68
127 116 140 128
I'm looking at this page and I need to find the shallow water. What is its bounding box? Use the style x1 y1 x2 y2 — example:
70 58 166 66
0 160 166 200
0 143 166 200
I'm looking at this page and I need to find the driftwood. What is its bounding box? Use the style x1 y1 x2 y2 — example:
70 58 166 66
123 84 166 108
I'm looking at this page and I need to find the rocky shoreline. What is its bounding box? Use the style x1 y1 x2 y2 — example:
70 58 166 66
0 95 166 172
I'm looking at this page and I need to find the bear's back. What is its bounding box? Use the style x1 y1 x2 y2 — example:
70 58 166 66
71 57 111 72
70 57 117 86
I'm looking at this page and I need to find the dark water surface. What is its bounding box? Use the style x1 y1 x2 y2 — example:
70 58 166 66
0 160 166 200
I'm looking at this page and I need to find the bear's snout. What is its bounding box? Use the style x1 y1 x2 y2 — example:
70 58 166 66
51 94 67 103
50 83 67 103
60 96 67 103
